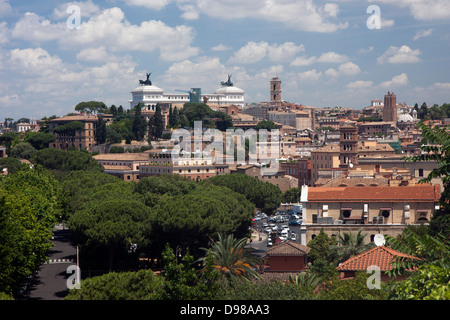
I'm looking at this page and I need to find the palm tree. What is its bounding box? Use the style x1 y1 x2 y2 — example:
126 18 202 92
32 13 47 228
329 230 374 264
199 233 261 281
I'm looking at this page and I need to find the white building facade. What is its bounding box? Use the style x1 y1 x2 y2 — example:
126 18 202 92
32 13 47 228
129 74 245 111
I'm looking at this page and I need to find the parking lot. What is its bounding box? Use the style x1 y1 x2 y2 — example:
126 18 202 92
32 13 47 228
253 209 303 249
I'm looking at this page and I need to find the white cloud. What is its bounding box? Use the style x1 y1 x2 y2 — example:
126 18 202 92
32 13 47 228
211 44 232 52
290 55 316 66
1 47 139 117
121 0 172 10
11 8 200 62
267 42 305 63
162 57 227 89
370 0 450 21
316 51 348 63
0 0 12 18
290 50 347 66
380 73 408 88
338 62 361 75
52 0 100 19
381 18 395 28
434 82 450 89
76 46 113 62
413 29 433 41
325 62 361 77
176 0 349 32
377 45 421 64
357 46 374 54
11 12 68 43
0 21 9 44
323 3 340 17
346 80 373 89
297 69 322 82
229 41 304 64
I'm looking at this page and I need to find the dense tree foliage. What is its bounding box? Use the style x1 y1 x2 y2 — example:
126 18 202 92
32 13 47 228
31 148 103 175
24 132 56 150
10 142 36 160
132 104 147 141
404 122 450 235
205 173 281 214
0 166 61 296
255 120 278 130
148 104 164 141
176 102 233 131
68 183 153 271
150 184 254 258
199 233 261 282
281 187 301 203
74 101 108 114
65 269 164 300
134 174 198 207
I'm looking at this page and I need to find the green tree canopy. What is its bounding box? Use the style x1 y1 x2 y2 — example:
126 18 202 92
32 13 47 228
31 148 103 175
151 184 254 258
134 174 198 207
404 122 450 235
0 166 61 295
64 269 164 300
255 120 278 130
281 187 301 203
205 173 281 214
24 132 56 150
74 101 108 114
68 196 153 271
10 142 37 160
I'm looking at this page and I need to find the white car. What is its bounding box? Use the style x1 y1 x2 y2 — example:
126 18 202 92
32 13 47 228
267 239 273 246
290 233 297 241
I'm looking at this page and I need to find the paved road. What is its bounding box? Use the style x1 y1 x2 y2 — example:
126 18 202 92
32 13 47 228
24 224 77 300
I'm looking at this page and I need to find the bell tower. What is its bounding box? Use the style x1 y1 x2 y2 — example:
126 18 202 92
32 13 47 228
270 76 281 103
339 124 358 169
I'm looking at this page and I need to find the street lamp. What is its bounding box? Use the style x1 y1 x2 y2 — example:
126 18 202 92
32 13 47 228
176 245 182 263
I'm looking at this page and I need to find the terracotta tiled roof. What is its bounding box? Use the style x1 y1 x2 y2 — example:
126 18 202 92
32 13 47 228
266 241 310 256
50 115 98 122
336 246 420 272
94 153 149 161
307 184 440 202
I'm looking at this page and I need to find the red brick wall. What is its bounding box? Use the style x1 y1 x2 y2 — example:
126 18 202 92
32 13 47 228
269 256 308 271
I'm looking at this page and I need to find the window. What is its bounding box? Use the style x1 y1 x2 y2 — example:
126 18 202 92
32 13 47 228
342 210 351 218
418 168 424 177
381 210 390 218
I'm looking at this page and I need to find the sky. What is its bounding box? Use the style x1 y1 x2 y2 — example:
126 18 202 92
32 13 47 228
0 0 449 120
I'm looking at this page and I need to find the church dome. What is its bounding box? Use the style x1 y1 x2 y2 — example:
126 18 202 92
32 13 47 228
397 113 414 122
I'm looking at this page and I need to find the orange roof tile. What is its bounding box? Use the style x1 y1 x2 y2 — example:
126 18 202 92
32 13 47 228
336 246 420 272
266 241 310 256
307 184 440 202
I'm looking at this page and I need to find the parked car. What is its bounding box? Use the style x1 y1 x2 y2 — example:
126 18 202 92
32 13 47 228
289 219 301 226
290 233 297 241
267 239 273 246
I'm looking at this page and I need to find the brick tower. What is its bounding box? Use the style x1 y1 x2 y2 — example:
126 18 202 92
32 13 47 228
339 124 359 169
270 76 282 103
383 91 397 122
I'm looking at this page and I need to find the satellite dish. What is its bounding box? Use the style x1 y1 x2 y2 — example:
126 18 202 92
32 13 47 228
374 234 385 246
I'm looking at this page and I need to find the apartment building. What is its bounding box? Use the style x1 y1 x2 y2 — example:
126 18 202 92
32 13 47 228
300 184 441 245
139 149 228 181
49 115 98 152
93 152 149 181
